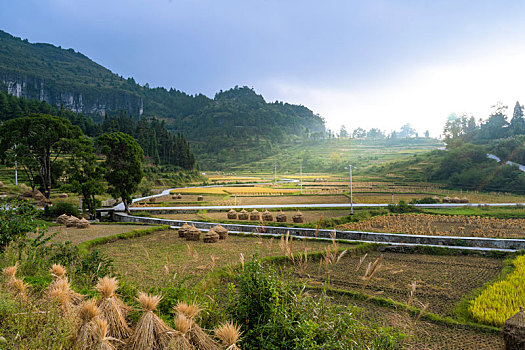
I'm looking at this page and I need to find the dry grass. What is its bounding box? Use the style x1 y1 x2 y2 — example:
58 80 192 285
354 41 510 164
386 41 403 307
44 224 150 245
96 276 131 340
214 322 242 350
126 292 172 350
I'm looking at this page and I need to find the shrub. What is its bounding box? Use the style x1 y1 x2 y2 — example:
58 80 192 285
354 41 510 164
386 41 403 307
410 197 440 204
43 202 80 218
387 200 420 214
229 257 404 349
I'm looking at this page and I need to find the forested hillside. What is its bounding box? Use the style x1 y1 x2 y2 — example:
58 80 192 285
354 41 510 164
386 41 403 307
0 30 325 169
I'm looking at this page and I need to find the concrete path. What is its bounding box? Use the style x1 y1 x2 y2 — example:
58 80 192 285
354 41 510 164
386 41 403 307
487 153 525 172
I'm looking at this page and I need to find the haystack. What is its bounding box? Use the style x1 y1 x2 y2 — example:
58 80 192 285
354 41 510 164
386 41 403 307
178 223 191 238
48 264 84 305
214 322 242 350
292 211 305 223
237 210 248 220
77 218 91 229
66 216 80 227
203 229 219 243
227 209 237 220
432 196 440 202
174 302 219 350
503 306 525 350
177 194 182 199
96 276 131 340
57 213 69 225
452 197 461 203
186 226 201 241
75 299 100 350
59 193 68 198
92 318 120 350
126 293 172 350
249 209 260 221
212 224 228 240
276 212 287 222
49 263 67 289
262 210 273 221
0 181 3 187
168 314 195 350
460 197 469 203
197 195 204 201
442 196 452 203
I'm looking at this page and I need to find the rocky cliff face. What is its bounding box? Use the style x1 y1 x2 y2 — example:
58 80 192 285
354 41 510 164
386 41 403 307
0 71 143 119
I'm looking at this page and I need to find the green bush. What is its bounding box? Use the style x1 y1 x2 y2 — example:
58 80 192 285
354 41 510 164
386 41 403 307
43 202 80 218
229 257 404 349
388 200 420 214
410 197 440 204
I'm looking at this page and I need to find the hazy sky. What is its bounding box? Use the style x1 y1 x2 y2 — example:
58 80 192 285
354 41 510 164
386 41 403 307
2 0 525 136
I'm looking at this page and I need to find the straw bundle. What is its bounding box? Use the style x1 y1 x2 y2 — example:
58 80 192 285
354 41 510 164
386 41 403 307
125 292 172 350
9 277 27 300
262 211 273 222
460 197 469 203
49 279 74 314
48 277 84 306
197 195 204 202
174 302 219 350
227 210 237 220
276 212 287 222
57 213 69 225
77 218 91 229
2 263 18 282
96 276 131 340
168 314 195 350
214 322 242 350
92 318 120 350
452 197 461 203
504 306 525 349
237 210 248 220
178 223 191 238
203 230 219 243
177 194 183 199
75 299 100 350
249 209 260 221
292 211 305 223
186 226 201 241
442 196 452 203
59 193 69 198
66 216 80 227
212 224 228 240
50 263 67 279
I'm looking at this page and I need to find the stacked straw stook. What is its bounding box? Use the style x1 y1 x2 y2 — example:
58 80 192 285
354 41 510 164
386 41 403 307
96 276 131 340
212 224 228 240
174 302 219 350
178 223 191 238
203 229 219 243
126 292 172 350
186 226 201 241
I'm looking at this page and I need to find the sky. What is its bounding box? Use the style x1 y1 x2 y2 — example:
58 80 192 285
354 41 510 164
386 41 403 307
2 0 525 136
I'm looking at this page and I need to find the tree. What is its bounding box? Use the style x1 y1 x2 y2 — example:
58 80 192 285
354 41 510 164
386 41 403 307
510 101 525 135
424 130 430 138
338 125 348 138
352 127 366 138
367 128 385 139
0 114 82 198
69 137 106 219
0 198 38 250
98 132 144 214
399 123 416 138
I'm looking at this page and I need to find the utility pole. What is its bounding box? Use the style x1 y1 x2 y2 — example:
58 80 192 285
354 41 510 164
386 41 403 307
274 164 276 184
346 165 354 215
14 144 18 186
300 163 303 195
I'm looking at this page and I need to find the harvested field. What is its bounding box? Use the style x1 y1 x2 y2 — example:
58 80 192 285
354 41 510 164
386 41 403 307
198 209 350 224
171 187 299 195
339 213 525 238
133 194 226 206
227 194 350 206
292 250 504 317
98 230 355 288
321 292 503 349
44 224 150 245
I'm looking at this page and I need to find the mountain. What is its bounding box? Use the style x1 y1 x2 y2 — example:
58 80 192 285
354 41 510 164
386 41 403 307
0 30 325 169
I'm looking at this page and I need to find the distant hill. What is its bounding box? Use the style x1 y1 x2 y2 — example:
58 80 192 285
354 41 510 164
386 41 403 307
0 30 325 169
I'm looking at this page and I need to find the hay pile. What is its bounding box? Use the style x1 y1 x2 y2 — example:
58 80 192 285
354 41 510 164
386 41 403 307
460 197 469 203
203 229 219 243
178 223 191 238
59 193 68 198
503 306 525 350
92 318 120 350
126 293 172 350
197 195 204 202
452 197 461 203
227 209 237 220
75 299 101 350
0 180 3 187
292 211 304 223
2 264 27 299
214 322 242 350
174 302 219 350
96 276 131 340
237 210 248 220
48 264 84 306
276 212 287 222
262 211 273 221
67 216 80 227
442 196 452 203
77 218 91 229
186 226 201 241
57 214 69 225
249 209 260 221
212 224 228 240
168 314 194 350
